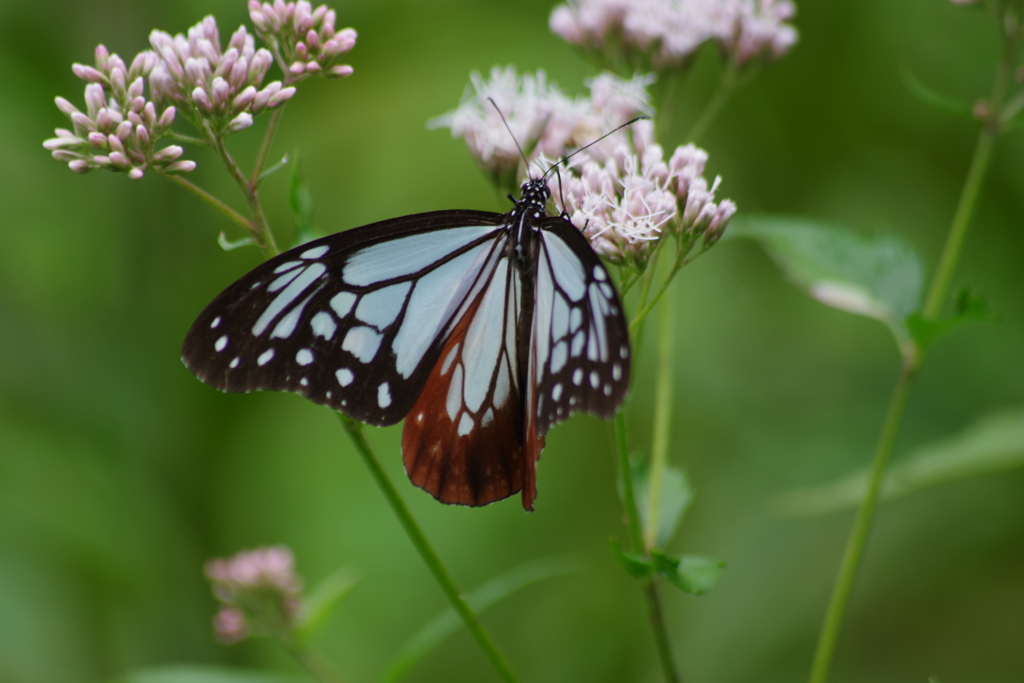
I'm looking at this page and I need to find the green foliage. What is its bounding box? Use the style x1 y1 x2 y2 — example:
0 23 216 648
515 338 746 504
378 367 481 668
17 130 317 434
729 216 925 352
649 551 724 596
288 157 319 247
631 457 693 549
293 567 359 645
773 406 1024 517
608 540 654 579
902 66 976 122
906 287 994 352
110 665 303 683
381 556 580 683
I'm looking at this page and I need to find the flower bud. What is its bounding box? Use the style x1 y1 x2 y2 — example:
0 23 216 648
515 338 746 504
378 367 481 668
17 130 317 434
73 63 107 84
304 60 321 73
289 61 306 74
326 64 353 78
55 96 81 118
232 86 257 112
87 131 108 148
211 77 230 109
155 145 184 162
158 106 176 130
135 124 151 147
110 67 126 96
128 77 145 100
69 159 93 173
128 167 145 180
115 120 133 141
228 112 254 132
192 86 213 112
165 159 197 173
268 86 296 107
94 44 111 66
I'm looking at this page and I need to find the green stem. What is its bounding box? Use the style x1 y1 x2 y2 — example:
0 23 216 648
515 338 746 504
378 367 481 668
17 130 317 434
808 19 1018 681
335 415 523 683
210 131 280 257
808 357 917 683
685 59 739 144
158 172 255 233
252 106 286 186
643 286 675 550
644 581 680 683
615 411 644 553
922 14 1017 319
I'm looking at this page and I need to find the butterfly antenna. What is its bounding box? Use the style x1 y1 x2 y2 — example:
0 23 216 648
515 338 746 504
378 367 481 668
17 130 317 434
487 97 532 176
542 115 650 179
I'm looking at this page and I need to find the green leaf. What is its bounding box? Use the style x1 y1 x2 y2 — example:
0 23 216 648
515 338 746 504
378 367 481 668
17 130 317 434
110 665 303 683
259 153 291 182
907 288 994 352
381 556 580 683
650 551 724 595
288 156 318 247
293 566 359 644
773 406 1024 517
630 457 693 548
217 232 256 251
901 66 975 122
608 539 654 579
729 216 924 351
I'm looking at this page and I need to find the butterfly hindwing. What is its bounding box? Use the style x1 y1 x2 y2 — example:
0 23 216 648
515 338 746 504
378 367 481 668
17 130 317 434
531 217 631 436
181 210 507 426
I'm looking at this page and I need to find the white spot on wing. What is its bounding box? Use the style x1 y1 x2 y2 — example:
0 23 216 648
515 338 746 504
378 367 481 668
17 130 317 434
593 265 607 281
378 382 392 408
446 364 463 421
441 343 460 376
273 260 302 274
330 291 357 318
253 263 326 335
211 317 221 329
457 413 474 436
301 245 329 259
215 335 228 352
541 231 586 300
590 370 599 388
570 307 583 332
482 408 495 427
300 377 309 386
342 326 383 363
550 340 568 373
571 330 586 357
258 348 275 365
230 357 241 369
296 349 314 365
552 383 563 401
613 363 622 381
355 281 412 330
311 311 337 340
335 368 354 386
573 368 583 385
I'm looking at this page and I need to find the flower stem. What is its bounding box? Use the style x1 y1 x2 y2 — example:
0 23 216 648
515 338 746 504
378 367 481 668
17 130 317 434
614 407 681 683
335 415 523 683
808 357 917 683
209 131 280 257
282 640 348 683
252 106 286 186
158 172 255 233
643 286 675 549
685 59 739 144
808 17 1016 682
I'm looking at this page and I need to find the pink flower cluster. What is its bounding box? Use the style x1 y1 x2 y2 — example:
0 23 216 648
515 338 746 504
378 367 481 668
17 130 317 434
432 67 653 181
248 0 357 79
149 16 294 133
543 120 736 268
204 546 303 644
550 0 798 69
44 46 193 179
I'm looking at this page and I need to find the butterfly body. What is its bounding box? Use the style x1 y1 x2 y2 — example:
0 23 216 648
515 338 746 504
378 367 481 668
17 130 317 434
183 178 630 510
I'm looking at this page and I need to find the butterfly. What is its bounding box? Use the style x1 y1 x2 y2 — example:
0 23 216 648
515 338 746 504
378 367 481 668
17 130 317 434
181 176 630 511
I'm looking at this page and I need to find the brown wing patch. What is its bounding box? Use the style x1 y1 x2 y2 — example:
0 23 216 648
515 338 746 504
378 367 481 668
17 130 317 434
401 292 543 508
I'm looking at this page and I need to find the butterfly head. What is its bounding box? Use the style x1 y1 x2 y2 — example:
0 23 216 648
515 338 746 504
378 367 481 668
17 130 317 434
518 178 551 217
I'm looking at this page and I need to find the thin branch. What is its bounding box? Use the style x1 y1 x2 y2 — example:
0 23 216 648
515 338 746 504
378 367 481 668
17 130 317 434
158 172 255 233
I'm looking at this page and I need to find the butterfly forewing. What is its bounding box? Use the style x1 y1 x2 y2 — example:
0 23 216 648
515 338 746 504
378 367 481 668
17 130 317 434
531 218 631 436
182 211 506 426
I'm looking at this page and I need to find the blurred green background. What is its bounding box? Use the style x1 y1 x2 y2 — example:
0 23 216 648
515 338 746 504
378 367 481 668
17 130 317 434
1 0 1022 682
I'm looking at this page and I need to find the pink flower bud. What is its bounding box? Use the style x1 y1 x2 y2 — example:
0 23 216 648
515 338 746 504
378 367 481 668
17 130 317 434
88 132 108 148
228 112 254 132
250 11 268 31
69 159 92 173
323 10 337 35
268 86 296 107
217 48 239 80
155 145 184 161
130 96 147 113
305 60 321 73
165 159 197 173
73 63 107 84
232 86 257 111
52 150 83 162
96 108 115 131
185 57 211 88
129 50 157 78
70 111 94 133
135 124 150 147
249 50 273 84
211 77 230 109
92 154 110 166
326 64 353 78
109 151 130 169
110 67 126 94
107 134 125 154
312 5 328 26
295 42 309 60
43 135 81 150
225 57 248 90
306 29 320 51
128 77 144 100
295 2 314 33
94 44 111 66
115 120 133 141
107 54 127 76
128 167 145 180
289 61 305 75
84 83 107 118
55 96 81 118
192 86 213 112
214 607 248 644
158 106 176 130
229 25 249 53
